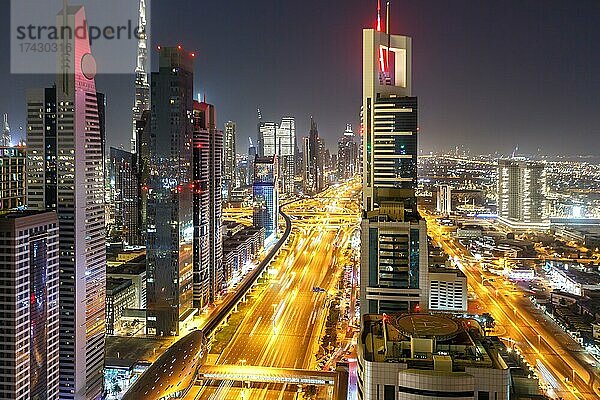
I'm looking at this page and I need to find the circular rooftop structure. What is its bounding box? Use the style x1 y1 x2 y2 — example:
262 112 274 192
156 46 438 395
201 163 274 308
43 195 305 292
391 314 462 341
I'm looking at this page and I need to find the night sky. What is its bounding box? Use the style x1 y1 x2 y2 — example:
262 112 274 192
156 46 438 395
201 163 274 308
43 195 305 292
1 0 599 155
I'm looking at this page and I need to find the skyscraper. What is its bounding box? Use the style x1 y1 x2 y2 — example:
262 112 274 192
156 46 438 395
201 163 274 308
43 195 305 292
276 116 296 195
131 0 150 154
146 46 195 336
497 159 548 227
253 156 279 240
0 211 60 400
360 9 428 315
2 113 10 146
193 100 224 307
110 147 140 245
337 124 359 181
25 6 107 397
436 185 452 215
0 146 26 212
224 121 237 195
304 117 324 194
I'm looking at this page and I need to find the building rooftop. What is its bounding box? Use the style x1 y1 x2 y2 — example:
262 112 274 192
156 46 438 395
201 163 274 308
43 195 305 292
107 278 133 295
107 254 146 276
360 313 507 372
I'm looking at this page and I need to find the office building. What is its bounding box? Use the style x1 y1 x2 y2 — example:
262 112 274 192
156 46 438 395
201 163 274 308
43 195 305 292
247 138 258 186
436 185 452 215
110 147 140 245
276 116 296 195
497 159 548 228
360 11 429 316
107 253 147 310
428 267 467 312
304 117 324 194
0 211 60 400
145 46 195 336
257 109 277 157
0 146 27 212
2 113 10 146
253 155 279 239
224 121 237 195
337 124 359 181
130 0 149 153
26 6 106 397
357 313 510 400
193 100 224 307
106 278 137 335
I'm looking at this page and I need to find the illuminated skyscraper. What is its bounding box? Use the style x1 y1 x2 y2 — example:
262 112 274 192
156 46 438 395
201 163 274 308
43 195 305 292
0 211 60 400
304 117 324 194
110 147 140 245
436 185 452 215
26 6 106 398
253 156 279 239
497 159 548 227
1 113 10 146
276 116 296 194
224 121 237 195
0 146 26 212
337 124 359 181
193 100 224 307
360 7 428 316
131 0 150 153
146 46 195 336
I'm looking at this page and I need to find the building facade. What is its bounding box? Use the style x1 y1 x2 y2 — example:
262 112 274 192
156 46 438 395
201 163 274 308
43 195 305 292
224 121 237 195
428 267 467 313
436 185 452 215
497 159 548 227
0 211 60 400
193 101 224 308
130 0 150 154
106 278 137 335
0 146 27 213
337 124 359 181
110 147 140 245
277 116 296 195
145 46 195 336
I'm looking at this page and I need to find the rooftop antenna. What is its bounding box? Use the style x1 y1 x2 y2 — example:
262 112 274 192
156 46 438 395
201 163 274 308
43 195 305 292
377 0 382 31
386 1 391 84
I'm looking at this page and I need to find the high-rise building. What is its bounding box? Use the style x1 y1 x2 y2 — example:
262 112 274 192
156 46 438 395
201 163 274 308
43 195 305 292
276 117 296 195
145 46 195 336
26 87 57 211
247 137 257 186
0 146 27 212
304 117 324 194
110 147 140 245
130 0 149 153
0 211 60 400
253 155 279 240
2 113 10 146
360 7 429 316
337 124 359 181
497 159 548 227
193 100 224 307
224 121 237 196
436 185 452 215
26 6 106 397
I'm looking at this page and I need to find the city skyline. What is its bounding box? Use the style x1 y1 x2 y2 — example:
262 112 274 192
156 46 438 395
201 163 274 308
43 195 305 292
0 0 598 155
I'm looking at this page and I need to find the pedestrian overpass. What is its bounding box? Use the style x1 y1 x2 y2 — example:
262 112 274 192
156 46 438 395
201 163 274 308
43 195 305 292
197 364 348 399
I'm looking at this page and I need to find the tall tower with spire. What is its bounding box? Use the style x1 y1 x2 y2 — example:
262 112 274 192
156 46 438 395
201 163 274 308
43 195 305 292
131 0 149 153
1 114 10 146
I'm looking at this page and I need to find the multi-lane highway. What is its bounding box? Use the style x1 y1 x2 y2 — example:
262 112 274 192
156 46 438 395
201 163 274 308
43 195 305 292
193 181 361 399
423 211 600 400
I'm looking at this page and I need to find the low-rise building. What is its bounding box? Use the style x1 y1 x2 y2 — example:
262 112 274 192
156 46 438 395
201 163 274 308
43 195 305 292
357 313 510 400
106 278 137 335
222 224 265 284
107 253 147 309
